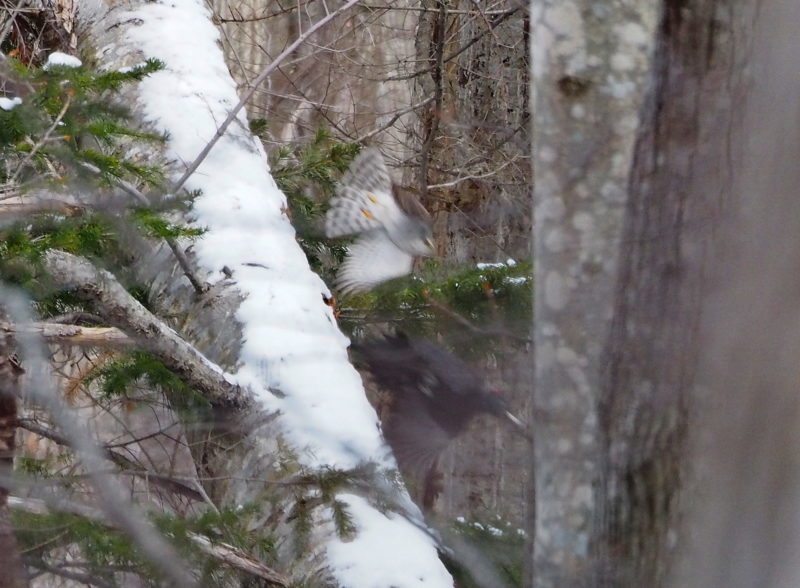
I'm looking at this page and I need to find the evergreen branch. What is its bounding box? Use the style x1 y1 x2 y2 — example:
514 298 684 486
8 495 290 586
78 162 208 295
9 93 72 184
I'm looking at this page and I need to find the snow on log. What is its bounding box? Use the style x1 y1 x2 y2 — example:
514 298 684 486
87 0 451 584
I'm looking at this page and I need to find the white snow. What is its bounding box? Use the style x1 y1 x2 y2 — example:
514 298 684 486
486 524 503 537
327 494 453 587
118 62 148 73
476 258 518 270
0 96 22 110
44 51 83 69
109 0 451 585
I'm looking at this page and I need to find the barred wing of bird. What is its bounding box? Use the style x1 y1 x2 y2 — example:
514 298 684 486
336 229 415 294
325 149 434 293
325 149 393 238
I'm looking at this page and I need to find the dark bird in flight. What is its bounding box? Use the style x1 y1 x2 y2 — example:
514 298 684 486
352 333 528 508
325 149 434 293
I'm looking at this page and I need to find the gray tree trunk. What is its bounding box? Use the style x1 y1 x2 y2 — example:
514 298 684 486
673 0 800 585
530 1 662 584
530 0 762 585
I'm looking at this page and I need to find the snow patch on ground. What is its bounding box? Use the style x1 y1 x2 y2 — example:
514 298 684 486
476 258 517 269
0 96 22 110
111 0 450 585
44 52 82 69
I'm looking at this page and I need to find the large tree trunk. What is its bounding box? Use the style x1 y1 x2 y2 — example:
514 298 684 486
530 0 757 585
530 1 662 584
672 0 800 585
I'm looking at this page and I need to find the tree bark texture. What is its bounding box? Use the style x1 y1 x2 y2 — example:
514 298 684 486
531 1 661 584
531 0 764 585
671 1 800 585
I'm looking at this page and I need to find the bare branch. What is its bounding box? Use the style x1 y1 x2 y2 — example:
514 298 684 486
173 0 362 194
212 2 310 24
356 95 436 144
41 250 254 409
362 5 514 15
189 534 290 586
2 321 133 349
16 418 205 503
0 198 83 218
427 159 516 189
10 94 72 185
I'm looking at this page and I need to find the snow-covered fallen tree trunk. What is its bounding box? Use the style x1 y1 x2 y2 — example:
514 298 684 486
78 0 452 584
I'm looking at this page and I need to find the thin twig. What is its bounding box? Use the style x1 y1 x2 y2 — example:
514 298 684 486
427 160 515 190
10 94 72 184
0 0 28 48
362 5 512 15
386 7 519 82
173 0 362 195
356 96 435 144
16 418 205 502
212 1 310 24
78 162 207 295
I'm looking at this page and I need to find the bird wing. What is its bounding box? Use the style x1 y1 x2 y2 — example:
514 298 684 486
336 230 414 293
409 338 483 396
393 185 432 223
325 149 406 238
325 185 387 237
340 148 392 195
383 391 452 482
